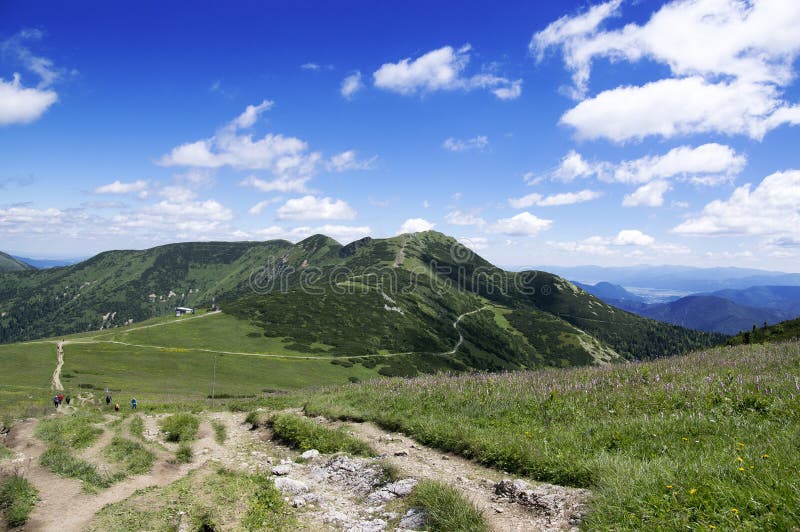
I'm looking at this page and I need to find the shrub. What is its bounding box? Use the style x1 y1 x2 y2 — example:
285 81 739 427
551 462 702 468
104 437 155 475
407 480 487 532
175 442 193 463
269 413 374 456
159 413 199 443
0 475 38 528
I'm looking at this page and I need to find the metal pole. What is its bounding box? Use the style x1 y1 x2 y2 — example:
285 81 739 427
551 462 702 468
211 353 217 407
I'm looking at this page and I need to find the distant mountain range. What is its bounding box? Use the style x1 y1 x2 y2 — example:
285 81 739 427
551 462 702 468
536 264 800 293
0 251 34 272
576 281 800 335
11 255 84 269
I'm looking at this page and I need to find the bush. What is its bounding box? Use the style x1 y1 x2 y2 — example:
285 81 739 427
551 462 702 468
39 446 122 490
242 474 292 530
35 413 103 449
104 437 155 475
159 413 199 442
0 475 38 528
269 413 374 456
175 442 193 463
407 480 487 532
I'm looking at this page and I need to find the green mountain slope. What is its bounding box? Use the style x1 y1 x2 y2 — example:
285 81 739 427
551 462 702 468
0 232 722 374
726 316 800 345
0 251 34 272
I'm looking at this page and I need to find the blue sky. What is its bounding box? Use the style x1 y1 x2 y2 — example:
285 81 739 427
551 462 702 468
1 0 799 270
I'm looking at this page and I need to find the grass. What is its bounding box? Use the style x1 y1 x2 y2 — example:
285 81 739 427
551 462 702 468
104 437 156 475
0 474 38 528
128 415 144 439
211 420 226 444
86 466 294 531
406 480 487 532
0 342 59 419
175 442 193 463
269 413 375 456
35 412 104 449
303 342 800 530
159 413 199 442
39 446 124 491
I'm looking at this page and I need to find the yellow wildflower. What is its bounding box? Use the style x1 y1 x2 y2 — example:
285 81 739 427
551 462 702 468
709 525 716 529
689 488 697 495
665 485 673 489
736 456 743 462
682 437 689 442
761 454 769 459
730 508 739 515
738 467 745 472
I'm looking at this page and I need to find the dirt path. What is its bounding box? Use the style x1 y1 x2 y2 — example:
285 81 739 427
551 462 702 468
343 421 589 531
445 305 491 355
51 341 64 392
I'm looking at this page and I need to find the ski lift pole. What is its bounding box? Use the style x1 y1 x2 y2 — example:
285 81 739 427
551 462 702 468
210 353 217 407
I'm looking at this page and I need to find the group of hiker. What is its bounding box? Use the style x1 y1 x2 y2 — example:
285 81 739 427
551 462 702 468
52 393 70 407
105 392 137 412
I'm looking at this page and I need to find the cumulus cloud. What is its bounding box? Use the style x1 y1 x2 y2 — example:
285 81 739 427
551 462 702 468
549 229 687 256
301 63 321 71
232 100 273 129
442 135 489 152
509 189 601 208
673 170 800 236
239 175 311 194
340 71 364 99
93 180 149 195
457 236 488 251
373 44 521 100
489 211 552 236
276 195 357 221
622 180 671 207
444 211 486 226
551 150 602 182
0 74 58 126
534 0 800 140
248 198 282 215
612 143 746 185
397 218 435 234
326 150 377 172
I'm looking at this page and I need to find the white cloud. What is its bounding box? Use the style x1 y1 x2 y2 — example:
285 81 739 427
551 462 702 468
232 100 273 129
276 195 356 221
248 198 282 215
93 180 148 195
340 71 364 99
509 189 601 208
622 180 671 207
489 211 552 236
397 218 436 234
301 63 321 71
535 0 800 141
673 170 800 236
561 77 798 142
612 229 655 247
444 211 486 226
552 150 603 182
0 74 58 126
612 143 746 185
159 102 322 183
159 185 196 203
373 44 521 99
442 136 489 152
549 229 687 256
457 236 488 251
326 150 377 172
239 175 310 194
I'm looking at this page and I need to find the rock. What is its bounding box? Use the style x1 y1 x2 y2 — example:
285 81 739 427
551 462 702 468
441 455 449 460
272 464 292 476
494 506 504 513
386 478 417 497
301 449 320 460
273 477 308 495
394 450 409 456
398 508 427 530
493 479 551 513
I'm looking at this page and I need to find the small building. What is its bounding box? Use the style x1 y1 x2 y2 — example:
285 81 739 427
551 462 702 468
175 306 195 316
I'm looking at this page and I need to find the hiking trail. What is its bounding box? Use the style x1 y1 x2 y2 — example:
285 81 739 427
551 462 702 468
51 341 64 392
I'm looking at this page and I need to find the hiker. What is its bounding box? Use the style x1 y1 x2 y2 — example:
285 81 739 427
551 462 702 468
114 403 120 412
53 395 59 408
131 398 137 409
57 393 64 404
106 393 111 406
65 395 71 405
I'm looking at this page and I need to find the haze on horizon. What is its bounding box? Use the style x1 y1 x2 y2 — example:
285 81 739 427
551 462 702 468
2 0 800 270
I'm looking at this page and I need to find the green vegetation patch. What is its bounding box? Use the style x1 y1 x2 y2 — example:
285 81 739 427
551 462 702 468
0 475 38 528
104 437 156 475
39 446 124 491
270 413 375 456
175 442 193 464
35 412 104 449
128 415 144 440
211 420 227 444
406 480 487 532
304 343 800 529
86 466 294 531
159 413 199 442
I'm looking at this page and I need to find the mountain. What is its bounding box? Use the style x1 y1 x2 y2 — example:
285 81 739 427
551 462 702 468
533 265 800 293
707 286 800 316
572 281 644 302
12 255 84 269
615 295 786 335
727 316 800 346
0 251 34 272
0 232 722 371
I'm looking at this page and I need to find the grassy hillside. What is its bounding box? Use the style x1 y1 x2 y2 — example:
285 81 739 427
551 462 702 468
727 316 800 345
0 251 33 272
1 232 722 374
303 341 800 530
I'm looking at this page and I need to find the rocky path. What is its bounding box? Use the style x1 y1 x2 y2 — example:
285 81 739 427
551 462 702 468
446 305 491 355
50 341 64 392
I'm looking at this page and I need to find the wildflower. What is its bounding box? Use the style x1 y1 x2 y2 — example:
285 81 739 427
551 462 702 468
761 454 769 459
730 508 739 515
708 525 716 529
665 485 673 489
736 442 745 449
736 456 743 462
738 467 745 472
682 437 689 442
689 488 697 495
